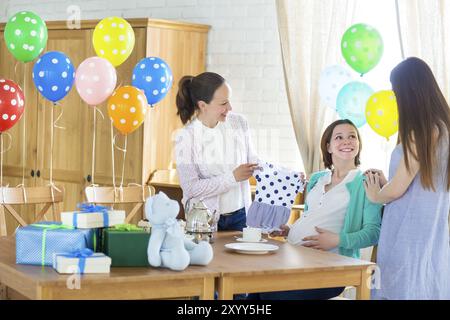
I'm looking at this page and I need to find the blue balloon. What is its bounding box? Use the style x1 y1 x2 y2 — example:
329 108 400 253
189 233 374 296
32 51 75 102
132 57 173 106
336 81 374 127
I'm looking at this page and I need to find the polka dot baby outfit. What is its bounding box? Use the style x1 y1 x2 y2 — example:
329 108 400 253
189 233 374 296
246 162 305 232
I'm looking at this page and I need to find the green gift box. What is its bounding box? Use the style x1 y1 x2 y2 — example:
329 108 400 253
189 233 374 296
102 224 151 267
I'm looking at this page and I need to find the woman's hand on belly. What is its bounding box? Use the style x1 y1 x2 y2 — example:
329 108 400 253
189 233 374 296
302 227 339 251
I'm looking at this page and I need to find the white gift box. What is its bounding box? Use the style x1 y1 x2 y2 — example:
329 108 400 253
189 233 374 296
53 252 111 274
61 210 125 229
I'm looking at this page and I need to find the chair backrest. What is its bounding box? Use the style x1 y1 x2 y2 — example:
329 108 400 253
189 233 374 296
0 186 65 236
287 182 307 225
84 185 155 223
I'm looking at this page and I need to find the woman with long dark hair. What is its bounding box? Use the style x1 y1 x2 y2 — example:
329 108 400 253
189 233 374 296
365 57 450 299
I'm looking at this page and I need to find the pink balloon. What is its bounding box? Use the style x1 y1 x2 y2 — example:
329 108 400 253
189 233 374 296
75 57 117 106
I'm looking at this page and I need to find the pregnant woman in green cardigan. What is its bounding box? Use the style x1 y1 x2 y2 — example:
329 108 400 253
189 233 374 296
248 119 382 300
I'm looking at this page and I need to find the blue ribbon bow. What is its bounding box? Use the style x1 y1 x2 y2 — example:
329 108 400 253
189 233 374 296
73 203 110 228
55 248 103 274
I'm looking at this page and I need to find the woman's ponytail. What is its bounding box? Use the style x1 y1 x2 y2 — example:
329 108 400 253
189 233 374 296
176 76 196 125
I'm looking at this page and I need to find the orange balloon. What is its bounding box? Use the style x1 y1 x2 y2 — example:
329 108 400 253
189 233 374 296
107 86 148 135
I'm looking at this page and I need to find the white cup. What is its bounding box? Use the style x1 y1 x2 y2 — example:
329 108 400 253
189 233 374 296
242 227 262 242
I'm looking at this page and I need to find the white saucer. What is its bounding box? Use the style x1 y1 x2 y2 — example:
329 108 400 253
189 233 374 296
225 242 279 255
235 237 268 243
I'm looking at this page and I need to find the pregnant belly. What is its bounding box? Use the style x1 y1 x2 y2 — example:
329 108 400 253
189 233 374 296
287 214 344 246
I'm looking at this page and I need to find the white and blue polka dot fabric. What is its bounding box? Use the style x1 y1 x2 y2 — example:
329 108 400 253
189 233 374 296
247 162 305 232
254 163 304 207
16 221 95 266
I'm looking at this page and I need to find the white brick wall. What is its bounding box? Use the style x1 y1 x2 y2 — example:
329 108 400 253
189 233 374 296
1 0 304 171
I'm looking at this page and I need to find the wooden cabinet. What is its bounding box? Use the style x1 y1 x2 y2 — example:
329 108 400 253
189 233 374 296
0 19 209 233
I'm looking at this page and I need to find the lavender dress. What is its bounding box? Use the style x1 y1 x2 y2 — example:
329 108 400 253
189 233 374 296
372 138 450 300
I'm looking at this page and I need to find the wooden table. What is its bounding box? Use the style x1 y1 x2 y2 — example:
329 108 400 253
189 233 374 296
210 232 375 300
1 232 375 300
0 237 217 300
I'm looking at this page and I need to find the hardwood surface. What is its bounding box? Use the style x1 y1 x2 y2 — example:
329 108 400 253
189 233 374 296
0 232 374 300
0 236 217 300
211 231 374 300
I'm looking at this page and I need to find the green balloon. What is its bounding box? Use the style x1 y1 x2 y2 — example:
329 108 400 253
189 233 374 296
4 11 48 63
341 23 383 75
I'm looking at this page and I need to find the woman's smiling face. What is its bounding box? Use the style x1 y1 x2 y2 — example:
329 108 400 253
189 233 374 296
327 123 360 163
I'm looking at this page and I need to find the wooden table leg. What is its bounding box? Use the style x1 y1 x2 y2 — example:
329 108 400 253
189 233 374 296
356 267 371 300
0 205 7 236
0 282 8 300
217 277 234 300
199 277 215 300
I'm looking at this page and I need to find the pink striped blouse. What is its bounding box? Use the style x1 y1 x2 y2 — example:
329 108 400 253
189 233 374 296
175 112 258 217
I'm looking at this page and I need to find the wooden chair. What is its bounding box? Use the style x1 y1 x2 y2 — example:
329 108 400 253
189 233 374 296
0 186 64 237
288 182 307 225
84 185 155 224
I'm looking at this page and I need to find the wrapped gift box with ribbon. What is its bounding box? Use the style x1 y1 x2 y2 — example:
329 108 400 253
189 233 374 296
16 222 95 266
53 248 111 274
61 203 126 229
102 224 150 267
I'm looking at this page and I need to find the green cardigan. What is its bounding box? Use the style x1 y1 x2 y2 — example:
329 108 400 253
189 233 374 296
304 170 382 259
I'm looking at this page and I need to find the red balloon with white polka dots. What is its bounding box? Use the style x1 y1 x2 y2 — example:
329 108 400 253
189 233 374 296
0 78 25 132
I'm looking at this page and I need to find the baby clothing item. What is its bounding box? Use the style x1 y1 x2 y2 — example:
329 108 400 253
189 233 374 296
246 162 305 232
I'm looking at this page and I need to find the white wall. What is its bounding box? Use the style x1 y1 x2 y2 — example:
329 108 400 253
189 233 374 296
1 0 304 171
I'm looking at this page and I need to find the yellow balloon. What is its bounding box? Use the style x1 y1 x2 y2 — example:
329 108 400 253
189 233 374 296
365 90 399 140
93 17 135 67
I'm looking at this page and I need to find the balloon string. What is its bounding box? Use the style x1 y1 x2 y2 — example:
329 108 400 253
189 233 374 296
0 132 13 204
88 106 105 203
21 62 27 187
112 134 128 188
111 132 127 202
53 105 65 130
47 103 60 203
92 106 97 186
112 133 127 153
120 135 128 189
0 134 4 205
95 106 105 120
0 132 13 199
110 120 118 204
14 61 19 77
1 133 3 189
50 104 54 187
0 133 13 155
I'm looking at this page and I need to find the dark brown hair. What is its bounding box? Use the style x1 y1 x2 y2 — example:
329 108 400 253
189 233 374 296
176 72 225 124
390 57 450 190
320 119 362 170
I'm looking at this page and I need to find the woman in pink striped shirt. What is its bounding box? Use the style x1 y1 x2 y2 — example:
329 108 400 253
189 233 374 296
174 72 259 231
